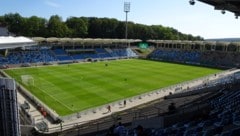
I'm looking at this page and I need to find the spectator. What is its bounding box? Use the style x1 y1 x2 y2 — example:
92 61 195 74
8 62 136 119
134 125 146 136
106 124 115 136
168 102 176 114
114 122 126 136
107 105 111 113
123 100 126 107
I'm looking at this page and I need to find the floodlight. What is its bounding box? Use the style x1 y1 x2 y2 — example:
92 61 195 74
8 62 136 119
189 0 195 5
221 10 226 14
124 2 130 12
235 13 239 19
124 2 130 42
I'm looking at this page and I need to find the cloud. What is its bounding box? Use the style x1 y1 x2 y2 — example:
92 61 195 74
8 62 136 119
45 0 61 8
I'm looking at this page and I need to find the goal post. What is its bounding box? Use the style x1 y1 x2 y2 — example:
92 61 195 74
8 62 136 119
21 75 34 86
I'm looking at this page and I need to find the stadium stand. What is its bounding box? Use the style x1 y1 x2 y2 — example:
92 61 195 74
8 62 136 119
147 42 240 68
40 49 58 62
148 49 201 64
0 46 137 66
86 81 239 136
114 84 240 136
1 50 57 64
200 51 240 67
107 48 137 58
53 49 73 61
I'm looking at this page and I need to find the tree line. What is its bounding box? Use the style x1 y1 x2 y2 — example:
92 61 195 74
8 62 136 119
0 13 203 40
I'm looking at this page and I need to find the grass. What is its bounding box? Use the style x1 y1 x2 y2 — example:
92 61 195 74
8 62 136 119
4 59 222 116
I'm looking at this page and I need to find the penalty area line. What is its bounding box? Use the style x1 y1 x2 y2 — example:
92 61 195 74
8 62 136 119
35 85 75 112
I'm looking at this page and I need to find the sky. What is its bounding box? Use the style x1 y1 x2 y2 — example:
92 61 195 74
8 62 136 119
0 0 240 39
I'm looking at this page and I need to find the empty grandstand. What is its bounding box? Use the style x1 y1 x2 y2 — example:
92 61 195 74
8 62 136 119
0 38 139 66
148 40 240 68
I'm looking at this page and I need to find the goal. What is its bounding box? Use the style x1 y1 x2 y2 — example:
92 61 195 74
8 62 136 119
21 75 34 86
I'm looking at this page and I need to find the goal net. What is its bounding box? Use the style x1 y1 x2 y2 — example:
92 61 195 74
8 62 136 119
21 75 34 86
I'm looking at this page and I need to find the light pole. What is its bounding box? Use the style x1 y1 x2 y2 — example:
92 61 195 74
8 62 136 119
124 2 130 47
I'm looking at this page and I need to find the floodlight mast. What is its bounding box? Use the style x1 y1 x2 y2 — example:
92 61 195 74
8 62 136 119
124 2 130 47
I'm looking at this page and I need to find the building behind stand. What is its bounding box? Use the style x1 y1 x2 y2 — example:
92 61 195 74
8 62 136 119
0 78 20 136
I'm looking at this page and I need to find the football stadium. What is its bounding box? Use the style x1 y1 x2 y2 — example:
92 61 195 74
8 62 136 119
1 1 240 136
1 37 240 136
4 59 221 116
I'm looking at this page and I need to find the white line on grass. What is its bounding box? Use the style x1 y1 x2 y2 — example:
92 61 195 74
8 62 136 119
36 78 75 112
37 86 74 112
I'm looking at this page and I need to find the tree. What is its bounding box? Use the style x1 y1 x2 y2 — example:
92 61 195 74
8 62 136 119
151 25 165 39
23 16 47 37
66 17 88 37
88 17 102 38
0 13 204 40
4 13 24 35
0 16 7 26
100 18 119 38
47 15 70 37
115 21 125 39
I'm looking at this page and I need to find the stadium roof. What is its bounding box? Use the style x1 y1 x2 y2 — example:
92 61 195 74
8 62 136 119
197 0 240 17
148 39 240 46
31 37 142 44
0 36 37 49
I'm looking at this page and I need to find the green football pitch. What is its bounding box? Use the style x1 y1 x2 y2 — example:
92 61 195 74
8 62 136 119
4 59 221 116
